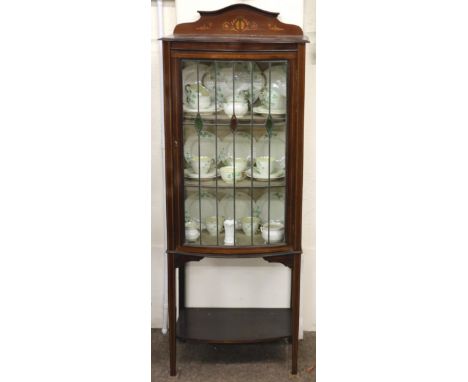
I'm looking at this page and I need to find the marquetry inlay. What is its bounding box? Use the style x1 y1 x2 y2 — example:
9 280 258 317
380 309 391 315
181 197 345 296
195 22 213 31
222 16 258 32
268 23 285 31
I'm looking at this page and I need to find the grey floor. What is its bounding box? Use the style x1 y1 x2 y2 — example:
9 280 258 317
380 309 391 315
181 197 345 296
152 330 316 382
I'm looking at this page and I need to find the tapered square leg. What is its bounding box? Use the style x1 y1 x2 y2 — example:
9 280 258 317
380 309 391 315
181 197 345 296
179 264 185 309
291 253 301 374
168 252 177 376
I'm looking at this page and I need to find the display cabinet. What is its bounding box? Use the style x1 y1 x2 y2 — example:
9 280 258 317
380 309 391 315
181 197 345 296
161 4 308 376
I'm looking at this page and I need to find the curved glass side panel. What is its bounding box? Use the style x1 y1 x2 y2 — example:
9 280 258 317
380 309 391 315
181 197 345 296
181 59 288 247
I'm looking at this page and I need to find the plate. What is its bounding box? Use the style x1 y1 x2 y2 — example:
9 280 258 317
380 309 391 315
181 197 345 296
245 167 285 181
254 133 286 169
184 131 222 164
219 131 256 164
185 190 217 225
184 168 219 180
202 62 265 106
257 189 285 224
182 62 210 84
219 191 260 228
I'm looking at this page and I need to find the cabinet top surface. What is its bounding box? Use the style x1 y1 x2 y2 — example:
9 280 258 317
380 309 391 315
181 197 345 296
161 4 309 44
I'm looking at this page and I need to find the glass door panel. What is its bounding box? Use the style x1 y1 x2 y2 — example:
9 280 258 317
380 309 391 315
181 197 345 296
181 59 288 247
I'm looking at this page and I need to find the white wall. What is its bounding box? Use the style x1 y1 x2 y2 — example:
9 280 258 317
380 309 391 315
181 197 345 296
151 0 316 331
175 0 304 26
151 0 176 330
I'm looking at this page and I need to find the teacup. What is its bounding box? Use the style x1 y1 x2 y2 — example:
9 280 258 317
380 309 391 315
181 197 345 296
223 101 248 117
255 156 276 176
259 87 286 111
226 157 248 172
185 221 200 242
264 65 287 97
190 156 214 175
205 216 224 236
260 222 284 243
220 166 244 183
241 216 261 236
185 83 211 110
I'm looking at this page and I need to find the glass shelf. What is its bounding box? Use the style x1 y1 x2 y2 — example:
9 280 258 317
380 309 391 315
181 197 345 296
184 178 285 189
186 230 286 247
183 113 287 125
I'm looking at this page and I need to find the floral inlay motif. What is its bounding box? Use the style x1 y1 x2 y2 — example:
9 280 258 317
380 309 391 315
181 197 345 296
222 16 258 32
195 22 213 31
268 23 284 31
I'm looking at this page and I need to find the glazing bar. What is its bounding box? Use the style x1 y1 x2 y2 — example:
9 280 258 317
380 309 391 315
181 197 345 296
214 61 219 246
284 62 289 243
232 62 236 246
197 61 202 245
250 61 254 244
267 62 272 245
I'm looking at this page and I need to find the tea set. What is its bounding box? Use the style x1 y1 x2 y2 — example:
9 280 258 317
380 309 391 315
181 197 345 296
184 187 285 244
185 154 284 182
182 62 287 244
185 214 284 244
182 62 287 115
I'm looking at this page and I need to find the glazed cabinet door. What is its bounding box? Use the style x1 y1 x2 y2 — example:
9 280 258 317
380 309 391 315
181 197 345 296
179 59 289 248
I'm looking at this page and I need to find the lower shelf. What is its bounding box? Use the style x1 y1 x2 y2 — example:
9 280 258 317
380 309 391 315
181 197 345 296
176 308 291 344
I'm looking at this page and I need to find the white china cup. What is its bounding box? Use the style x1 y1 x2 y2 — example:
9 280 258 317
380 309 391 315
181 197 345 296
241 216 261 236
219 165 244 183
205 216 225 236
185 221 200 242
185 83 211 110
260 222 284 243
259 87 286 111
226 157 248 172
255 156 276 177
223 101 248 117
190 156 214 175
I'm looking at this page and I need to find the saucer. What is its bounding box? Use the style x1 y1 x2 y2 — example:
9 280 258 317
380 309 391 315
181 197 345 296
184 168 218 180
246 167 285 181
253 106 286 116
183 105 216 114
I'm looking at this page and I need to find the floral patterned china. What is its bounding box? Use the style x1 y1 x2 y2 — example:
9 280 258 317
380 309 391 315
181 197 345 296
219 191 260 229
219 131 256 165
252 105 286 115
257 189 285 224
263 64 287 97
245 167 285 181
184 168 218 180
182 62 210 84
254 132 286 170
190 155 214 175
184 131 222 164
185 190 217 225
260 221 284 243
184 83 211 109
258 85 286 111
202 62 265 106
219 166 245 183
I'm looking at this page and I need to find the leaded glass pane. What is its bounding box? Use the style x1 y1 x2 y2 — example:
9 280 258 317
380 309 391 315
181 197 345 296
181 60 288 246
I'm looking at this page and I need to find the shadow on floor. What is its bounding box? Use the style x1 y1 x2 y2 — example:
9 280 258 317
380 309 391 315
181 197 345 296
152 330 316 382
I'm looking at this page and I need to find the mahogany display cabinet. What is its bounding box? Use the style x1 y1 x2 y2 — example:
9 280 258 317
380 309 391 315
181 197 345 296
161 4 308 376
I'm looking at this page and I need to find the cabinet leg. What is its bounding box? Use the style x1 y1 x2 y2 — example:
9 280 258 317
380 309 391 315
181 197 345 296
291 254 301 375
168 252 177 376
179 264 185 309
